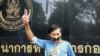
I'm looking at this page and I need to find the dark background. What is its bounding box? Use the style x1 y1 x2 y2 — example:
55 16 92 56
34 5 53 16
0 0 100 56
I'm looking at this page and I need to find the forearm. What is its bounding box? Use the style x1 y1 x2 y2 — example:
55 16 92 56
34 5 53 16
24 24 35 41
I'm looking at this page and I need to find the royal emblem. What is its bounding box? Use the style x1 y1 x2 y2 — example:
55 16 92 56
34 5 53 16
0 0 3 5
0 0 33 31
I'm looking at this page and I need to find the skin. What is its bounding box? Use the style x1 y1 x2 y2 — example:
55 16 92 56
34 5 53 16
22 9 62 42
49 28 62 39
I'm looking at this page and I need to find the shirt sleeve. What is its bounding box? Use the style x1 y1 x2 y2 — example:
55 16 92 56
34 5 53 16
30 37 46 48
67 42 76 56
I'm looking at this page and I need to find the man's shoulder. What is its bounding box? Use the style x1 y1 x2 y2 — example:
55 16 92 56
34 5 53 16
62 40 71 45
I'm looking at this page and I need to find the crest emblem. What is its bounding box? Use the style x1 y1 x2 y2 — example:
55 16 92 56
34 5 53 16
0 0 3 5
0 0 33 31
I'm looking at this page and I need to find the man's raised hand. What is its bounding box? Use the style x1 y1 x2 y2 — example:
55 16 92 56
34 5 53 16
22 9 31 25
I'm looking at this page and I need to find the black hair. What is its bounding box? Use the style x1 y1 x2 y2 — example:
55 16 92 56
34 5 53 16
48 24 62 34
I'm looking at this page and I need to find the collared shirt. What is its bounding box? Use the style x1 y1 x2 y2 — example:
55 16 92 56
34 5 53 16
31 37 75 56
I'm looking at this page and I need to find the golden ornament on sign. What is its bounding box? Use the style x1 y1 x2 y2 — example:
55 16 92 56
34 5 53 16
0 0 33 31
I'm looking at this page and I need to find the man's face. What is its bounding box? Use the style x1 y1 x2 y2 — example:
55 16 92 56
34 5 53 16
49 28 62 39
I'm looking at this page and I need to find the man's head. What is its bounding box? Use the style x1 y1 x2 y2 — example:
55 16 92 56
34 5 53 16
48 24 62 41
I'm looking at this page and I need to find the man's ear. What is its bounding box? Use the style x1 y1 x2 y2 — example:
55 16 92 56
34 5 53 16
60 33 62 36
48 33 50 36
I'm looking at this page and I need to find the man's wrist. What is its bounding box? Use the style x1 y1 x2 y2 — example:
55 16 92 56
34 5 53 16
24 23 30 28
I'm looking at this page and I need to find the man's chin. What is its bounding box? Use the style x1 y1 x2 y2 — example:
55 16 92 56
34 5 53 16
51 37 61 41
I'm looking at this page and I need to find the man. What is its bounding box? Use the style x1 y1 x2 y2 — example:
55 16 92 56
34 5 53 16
22 9 75 56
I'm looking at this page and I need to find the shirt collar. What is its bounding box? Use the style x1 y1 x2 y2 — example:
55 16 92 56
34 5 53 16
50 39 62 44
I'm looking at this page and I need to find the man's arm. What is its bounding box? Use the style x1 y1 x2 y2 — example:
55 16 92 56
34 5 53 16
22 9 45 48
22 9 35 41
67 42 76 56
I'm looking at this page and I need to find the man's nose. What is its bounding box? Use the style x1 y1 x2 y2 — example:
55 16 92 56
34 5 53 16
54 35 58 38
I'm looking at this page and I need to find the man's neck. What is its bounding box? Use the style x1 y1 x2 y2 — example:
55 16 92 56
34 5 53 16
53 40 62 43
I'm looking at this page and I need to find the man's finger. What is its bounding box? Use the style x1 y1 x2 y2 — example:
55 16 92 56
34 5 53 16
24 9 28 16
28 9 31 17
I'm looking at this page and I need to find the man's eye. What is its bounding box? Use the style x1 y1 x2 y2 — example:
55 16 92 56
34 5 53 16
52 33 59 35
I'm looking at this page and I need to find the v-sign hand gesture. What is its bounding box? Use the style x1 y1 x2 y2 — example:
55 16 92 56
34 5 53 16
22 9 34 41
22 9 31 25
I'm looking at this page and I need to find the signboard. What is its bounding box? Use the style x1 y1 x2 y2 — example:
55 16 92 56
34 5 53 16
0 0 100 56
